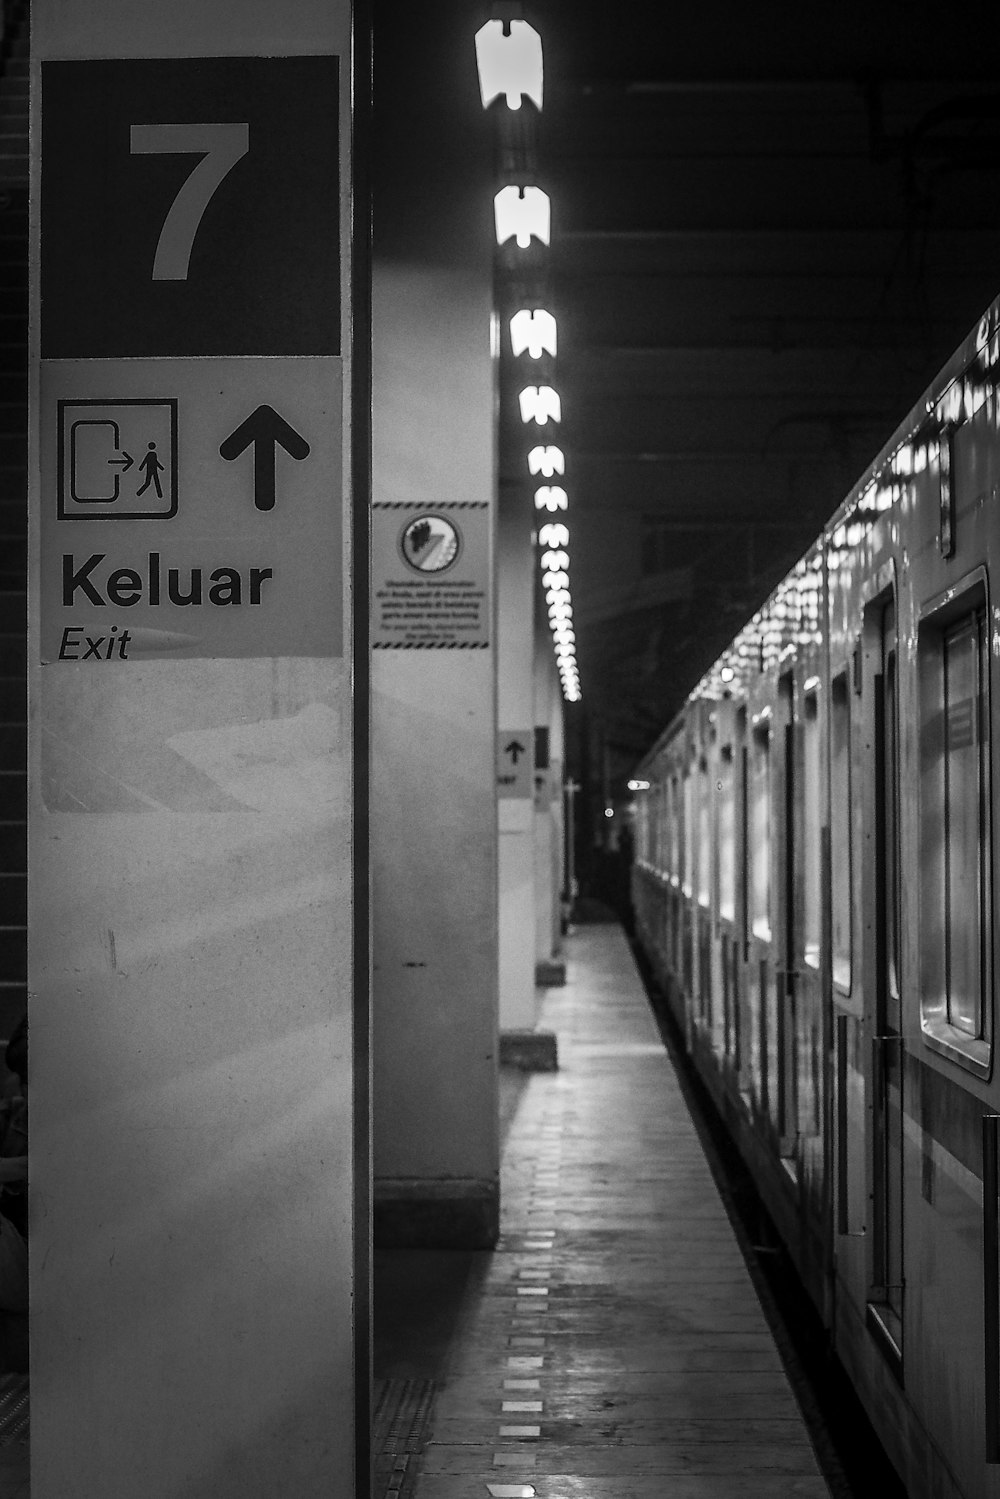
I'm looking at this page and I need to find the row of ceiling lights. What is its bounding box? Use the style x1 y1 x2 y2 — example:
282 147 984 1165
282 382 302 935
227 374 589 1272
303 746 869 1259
474 16 581 704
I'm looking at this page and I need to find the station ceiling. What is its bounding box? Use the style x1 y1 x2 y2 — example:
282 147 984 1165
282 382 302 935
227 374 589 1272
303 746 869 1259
379 3 1000 790
521 0 1000 784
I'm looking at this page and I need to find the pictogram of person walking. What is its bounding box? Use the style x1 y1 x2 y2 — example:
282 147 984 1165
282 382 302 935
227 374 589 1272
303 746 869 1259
136 441 165 499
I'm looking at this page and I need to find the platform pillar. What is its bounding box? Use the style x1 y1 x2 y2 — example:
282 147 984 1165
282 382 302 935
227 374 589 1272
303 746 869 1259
498 486 538 1032
29 4 366 1495
370 1 498 1249
534 632 565 978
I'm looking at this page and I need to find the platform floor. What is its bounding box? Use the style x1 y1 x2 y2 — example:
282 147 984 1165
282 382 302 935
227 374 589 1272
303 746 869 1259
375 921 832 1499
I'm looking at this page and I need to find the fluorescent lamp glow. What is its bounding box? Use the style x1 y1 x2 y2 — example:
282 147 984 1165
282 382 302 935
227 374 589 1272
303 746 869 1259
474 19 543 111
545 588 571 606
510 308 556 358
542 570 569 590
528 445 564 476
534 486 567 511
538 522 569 548
495 185 550 248
518 385 560 424
540 549 569 570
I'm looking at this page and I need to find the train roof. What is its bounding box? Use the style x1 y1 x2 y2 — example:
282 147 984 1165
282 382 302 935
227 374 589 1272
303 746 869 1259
635 294 1000 775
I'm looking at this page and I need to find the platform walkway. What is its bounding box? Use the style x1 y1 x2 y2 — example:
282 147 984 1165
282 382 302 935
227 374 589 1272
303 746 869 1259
376 921 831 1499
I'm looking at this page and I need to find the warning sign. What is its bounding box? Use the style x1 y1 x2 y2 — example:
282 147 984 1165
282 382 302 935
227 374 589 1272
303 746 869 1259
372 502 489 649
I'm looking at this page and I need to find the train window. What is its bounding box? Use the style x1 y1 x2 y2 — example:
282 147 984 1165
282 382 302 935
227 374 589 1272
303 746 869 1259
919 582 992 1072
670 774 681 886
803 694 821 969
643 785 655 870
830 673 852 992
682 768 694 898
718 747 736 923
751 728 771 940
698 760 711 907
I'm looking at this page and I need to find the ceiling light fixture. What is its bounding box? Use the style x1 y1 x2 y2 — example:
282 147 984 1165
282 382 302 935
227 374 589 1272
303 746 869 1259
474 19 543 111
528 446 564 476
494 185 550 248
510 307 556 358
518 385 560 425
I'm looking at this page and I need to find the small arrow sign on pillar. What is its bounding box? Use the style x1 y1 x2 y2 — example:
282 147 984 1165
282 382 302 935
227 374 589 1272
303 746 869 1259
219 404 310 511
505 739 526 764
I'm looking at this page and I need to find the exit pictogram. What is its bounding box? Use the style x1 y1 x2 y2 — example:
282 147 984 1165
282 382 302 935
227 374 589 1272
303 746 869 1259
497 730 532 799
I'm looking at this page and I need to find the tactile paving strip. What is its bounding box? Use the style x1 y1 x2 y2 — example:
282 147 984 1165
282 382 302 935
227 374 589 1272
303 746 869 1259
0 1377 28 1446
373 1377 436 1499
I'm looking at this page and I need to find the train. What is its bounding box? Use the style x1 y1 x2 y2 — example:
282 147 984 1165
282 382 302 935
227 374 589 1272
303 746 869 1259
631 296 1000 1499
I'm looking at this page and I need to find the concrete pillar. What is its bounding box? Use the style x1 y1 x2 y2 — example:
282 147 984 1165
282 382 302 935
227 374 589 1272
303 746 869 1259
534 632 565 977
497 487 537 1032
30 3 363 1495
371 1 499 1248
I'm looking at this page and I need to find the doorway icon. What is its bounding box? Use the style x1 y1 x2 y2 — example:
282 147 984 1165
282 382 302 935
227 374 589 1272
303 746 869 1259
58 398 178 520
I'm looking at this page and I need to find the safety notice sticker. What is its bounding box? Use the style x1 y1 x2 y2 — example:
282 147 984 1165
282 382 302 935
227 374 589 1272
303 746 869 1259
372 501 489 649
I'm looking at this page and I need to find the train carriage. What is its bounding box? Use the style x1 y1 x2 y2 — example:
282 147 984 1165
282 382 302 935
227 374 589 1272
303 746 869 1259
633 298 1000 1499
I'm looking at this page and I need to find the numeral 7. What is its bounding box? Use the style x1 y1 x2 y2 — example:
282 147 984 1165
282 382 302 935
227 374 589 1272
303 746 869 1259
130 123 249 281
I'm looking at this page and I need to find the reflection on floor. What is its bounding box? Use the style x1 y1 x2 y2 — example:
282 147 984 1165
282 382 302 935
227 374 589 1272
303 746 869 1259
374 922 831 1499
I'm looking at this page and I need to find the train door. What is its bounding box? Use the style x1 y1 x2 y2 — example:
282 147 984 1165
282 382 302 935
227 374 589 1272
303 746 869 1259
776 672 798 1164
869 595 904 1364
746 721 772 1114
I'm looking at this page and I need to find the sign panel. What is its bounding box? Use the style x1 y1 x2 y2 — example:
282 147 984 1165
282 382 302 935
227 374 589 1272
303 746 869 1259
40 359 342 661
497 729 533 798
372 500 489 648
41 57 340 358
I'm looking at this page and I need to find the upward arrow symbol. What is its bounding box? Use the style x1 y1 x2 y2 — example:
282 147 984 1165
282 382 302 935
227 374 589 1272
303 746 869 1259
219 405 311 511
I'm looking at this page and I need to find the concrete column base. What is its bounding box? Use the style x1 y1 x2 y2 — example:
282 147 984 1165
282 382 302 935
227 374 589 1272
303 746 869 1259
373 1178 499 1249
500 1028 559 1072
535 959 566 987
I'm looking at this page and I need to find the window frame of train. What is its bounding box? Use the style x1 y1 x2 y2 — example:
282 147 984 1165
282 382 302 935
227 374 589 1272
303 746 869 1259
802 688 822 975
697 751 712 1030
669 770 682 975
863 581 905 1372
717 740 738 1065
776 672 798 1161
829 670 853 996
750 722 772 943
917 568 993 1077
747 718 772 1113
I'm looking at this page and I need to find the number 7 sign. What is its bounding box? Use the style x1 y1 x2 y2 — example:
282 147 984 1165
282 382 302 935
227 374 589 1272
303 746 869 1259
129 123 250 282
41 57 340 357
